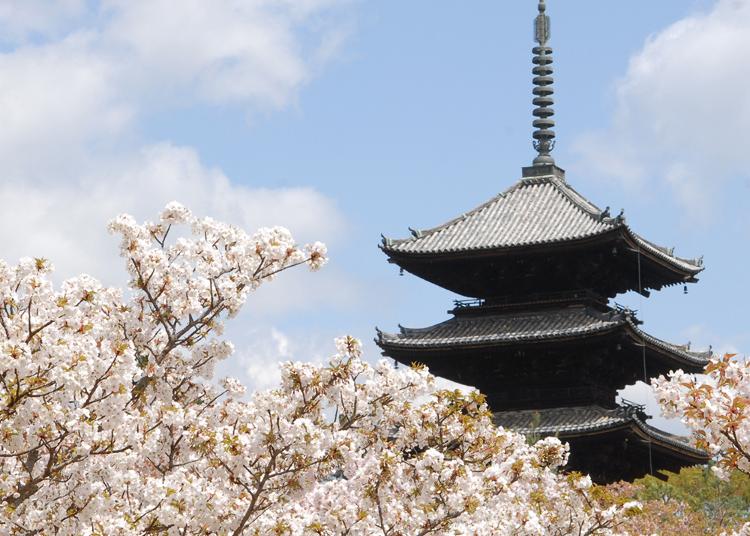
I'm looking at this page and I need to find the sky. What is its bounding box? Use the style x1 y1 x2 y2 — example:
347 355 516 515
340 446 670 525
0 0 746 433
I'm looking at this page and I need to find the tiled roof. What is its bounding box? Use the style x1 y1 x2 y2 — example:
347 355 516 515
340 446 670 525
629 320 712 364
631 234 704 274
494 405 630 434
384 176 612 253
382 172 702 274
377 305 710 367
493 405 707 457
634 419 708 458
379 306 618 347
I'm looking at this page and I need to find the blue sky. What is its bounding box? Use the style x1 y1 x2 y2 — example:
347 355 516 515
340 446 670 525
0 0 745 430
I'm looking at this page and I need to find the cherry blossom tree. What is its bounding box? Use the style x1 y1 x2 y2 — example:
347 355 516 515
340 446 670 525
1 203 637 535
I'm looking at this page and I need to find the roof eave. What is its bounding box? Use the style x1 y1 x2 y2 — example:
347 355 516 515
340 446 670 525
376 323 624 354
631 418 709 460
624 320 710 371
623 228 704 276
380 227 624 260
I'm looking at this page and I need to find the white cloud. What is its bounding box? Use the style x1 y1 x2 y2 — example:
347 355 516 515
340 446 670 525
237 328 293 393
574 0 750 214
0 143 347 288
0 35 132 180
0 0 356 317
0 0 353 179
102 0 346 109
228 326 333 393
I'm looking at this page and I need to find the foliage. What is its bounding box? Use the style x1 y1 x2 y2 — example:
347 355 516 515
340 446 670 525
603 480 709 536
603 466 750 535
0 204 637 535
636 466 750 529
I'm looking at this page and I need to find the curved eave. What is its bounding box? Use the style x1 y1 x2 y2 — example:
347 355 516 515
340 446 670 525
562 420 708 461
380 225 622 259
630 417 709 461
375 315 623 353
376 316 711 372
379 172 704 285
623 228 704 278
493 406 708 461
623 319 710 371
382 225 703 282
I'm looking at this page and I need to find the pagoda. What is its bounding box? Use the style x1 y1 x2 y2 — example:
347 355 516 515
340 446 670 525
375 0 710 484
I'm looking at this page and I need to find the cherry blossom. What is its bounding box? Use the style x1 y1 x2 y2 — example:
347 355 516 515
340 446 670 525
652 354 750 536
0 204 635 535
653 354 750 477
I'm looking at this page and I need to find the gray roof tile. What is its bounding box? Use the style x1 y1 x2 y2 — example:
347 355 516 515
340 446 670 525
493 405 707 457
494 405 630 434
380 306 617 347
383 174 702 273
377 305 710 366
386 177 611 253
630 320 711 365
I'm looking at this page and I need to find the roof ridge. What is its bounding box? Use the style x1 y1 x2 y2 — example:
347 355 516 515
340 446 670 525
584 305 627 323
547 176 619 224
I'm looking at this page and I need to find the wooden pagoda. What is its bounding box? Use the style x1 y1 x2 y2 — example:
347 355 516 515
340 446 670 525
375 1 710 484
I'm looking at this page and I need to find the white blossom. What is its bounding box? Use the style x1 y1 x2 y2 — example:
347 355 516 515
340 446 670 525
0 203 630 535
221 376 246 397
305 241 328 271
653 353 750 478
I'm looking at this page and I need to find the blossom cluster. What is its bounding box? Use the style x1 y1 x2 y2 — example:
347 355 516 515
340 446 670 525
0 204 633 535
652 355 750 536
652 354 750 478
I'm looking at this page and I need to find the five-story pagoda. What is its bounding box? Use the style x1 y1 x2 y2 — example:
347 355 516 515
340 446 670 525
376 0 710 484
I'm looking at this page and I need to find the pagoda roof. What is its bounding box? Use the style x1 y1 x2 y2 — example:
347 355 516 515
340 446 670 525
492 404 707 459
376 305 710 368
381 167 702 276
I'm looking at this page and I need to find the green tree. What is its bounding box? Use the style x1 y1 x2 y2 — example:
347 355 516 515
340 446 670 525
611 465 750 533
636 466 750 527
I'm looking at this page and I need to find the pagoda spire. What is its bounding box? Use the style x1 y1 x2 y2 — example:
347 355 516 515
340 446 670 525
532 0 556 166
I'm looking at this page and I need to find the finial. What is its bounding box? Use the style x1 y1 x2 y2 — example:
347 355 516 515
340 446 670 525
532 0 555 166
535 1 549 44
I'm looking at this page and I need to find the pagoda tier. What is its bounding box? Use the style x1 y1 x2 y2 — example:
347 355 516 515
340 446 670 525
493 405 710 483
381 166 703 300
376 296 710 411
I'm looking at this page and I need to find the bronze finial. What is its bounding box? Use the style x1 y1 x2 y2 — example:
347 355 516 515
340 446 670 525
532 0 555 165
